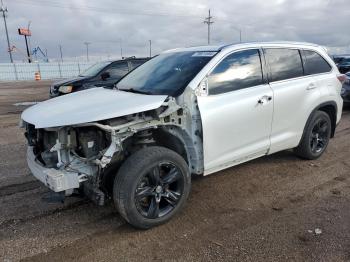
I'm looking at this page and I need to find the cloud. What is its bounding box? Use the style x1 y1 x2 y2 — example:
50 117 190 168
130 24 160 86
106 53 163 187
0 0 349 62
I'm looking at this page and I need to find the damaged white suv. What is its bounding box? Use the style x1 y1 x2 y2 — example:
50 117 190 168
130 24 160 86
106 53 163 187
21 42 344 229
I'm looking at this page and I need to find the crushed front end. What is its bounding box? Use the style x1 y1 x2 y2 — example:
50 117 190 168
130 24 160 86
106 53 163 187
23 123 111 204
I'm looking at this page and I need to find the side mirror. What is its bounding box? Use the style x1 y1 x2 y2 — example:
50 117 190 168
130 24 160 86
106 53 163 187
195 77 209 96
101 72 110 80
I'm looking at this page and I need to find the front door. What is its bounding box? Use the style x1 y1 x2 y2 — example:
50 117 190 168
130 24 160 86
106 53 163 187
197 49 274 175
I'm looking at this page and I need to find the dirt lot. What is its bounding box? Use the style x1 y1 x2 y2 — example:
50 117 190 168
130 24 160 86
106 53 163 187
0 81 350 261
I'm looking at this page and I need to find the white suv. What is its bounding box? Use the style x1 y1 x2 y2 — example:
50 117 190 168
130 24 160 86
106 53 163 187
21 42 344 229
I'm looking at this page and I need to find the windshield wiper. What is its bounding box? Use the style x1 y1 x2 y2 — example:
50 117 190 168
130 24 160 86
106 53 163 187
118 88 152 95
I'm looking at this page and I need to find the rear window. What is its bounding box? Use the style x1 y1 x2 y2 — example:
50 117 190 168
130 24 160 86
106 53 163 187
302 50 332 75
264 48 304 82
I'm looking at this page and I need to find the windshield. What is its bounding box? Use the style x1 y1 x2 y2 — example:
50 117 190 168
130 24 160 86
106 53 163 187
116 51 216 96
79 61 111 77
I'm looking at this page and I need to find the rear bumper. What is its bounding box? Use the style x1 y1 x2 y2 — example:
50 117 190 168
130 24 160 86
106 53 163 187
27 146 81 192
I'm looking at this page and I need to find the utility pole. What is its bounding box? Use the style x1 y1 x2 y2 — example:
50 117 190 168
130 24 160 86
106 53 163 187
120 38 123 58
84 42 90 61
1 0 13 63
203 9 214 45
27 20 31 57
149 40 152 57
59 44 63 62
231 26 242 43
24 34 31 63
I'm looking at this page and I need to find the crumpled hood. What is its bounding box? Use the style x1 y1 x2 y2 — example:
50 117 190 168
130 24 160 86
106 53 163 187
22 88 168 128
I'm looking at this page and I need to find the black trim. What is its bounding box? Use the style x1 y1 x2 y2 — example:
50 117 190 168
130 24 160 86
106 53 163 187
259 48 269 85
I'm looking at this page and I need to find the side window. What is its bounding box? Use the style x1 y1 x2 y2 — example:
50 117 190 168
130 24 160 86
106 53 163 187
208 49 263 95
130 60 147 70
264 48 303 82
302 50 332 75
104 62 129 79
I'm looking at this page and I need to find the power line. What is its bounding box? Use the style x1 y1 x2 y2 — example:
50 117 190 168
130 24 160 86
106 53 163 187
203 9 214 45
12 0 205 19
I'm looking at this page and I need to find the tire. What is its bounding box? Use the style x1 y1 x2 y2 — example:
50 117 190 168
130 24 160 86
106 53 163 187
294 110 332 160
113 146 191 229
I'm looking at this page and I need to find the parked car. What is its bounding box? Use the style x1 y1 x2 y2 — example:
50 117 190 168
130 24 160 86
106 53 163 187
21 42 344 229
333 55 350 74
49 57 149 97
341 72 350 104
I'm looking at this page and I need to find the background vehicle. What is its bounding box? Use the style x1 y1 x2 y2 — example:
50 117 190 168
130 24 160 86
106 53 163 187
341 72 350 104
49 57 149 97
338 58 350 74
333 55 350 73
22 42 343 229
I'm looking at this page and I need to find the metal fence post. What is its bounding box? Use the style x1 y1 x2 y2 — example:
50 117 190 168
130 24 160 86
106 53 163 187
77 62 81 74
13 63 18 80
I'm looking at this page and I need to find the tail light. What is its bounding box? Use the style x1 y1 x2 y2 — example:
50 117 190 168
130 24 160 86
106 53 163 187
337 74 347 84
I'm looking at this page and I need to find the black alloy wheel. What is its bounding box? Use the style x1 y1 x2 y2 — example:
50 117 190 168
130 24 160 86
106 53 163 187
294 110 332 160
113 146 191 229
134 162 184 219
309 118 329 154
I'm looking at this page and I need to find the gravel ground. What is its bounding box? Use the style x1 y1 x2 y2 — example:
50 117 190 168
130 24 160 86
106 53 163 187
0 81 350 261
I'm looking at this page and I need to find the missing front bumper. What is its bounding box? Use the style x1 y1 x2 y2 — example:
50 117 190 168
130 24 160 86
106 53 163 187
27 146 81 192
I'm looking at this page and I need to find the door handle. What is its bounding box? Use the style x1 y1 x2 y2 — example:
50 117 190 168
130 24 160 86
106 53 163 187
306 83 317 90
258 95 272 105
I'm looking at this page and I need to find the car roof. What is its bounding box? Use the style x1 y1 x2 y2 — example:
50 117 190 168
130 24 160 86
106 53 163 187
163 41 322 54
103 57 149 63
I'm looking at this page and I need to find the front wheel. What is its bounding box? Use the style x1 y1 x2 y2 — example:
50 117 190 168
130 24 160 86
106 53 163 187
294 110 332 160
113 146 191 229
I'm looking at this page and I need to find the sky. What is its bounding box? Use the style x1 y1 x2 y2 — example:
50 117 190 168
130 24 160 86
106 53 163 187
0 0 349 63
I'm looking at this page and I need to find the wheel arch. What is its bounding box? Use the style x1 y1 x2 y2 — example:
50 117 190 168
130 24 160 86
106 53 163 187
304 101 337 139
101 125 202 194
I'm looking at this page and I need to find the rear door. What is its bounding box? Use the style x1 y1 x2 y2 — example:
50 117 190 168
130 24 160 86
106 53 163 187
301 49 334 97
197 49 274 174
264 48 321 153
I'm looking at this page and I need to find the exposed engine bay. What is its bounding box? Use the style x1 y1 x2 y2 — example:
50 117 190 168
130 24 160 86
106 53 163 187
23 97 204 205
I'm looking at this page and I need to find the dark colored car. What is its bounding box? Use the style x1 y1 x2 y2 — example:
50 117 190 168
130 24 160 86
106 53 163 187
50 57 149 97
341 72 350 104
333 55 350 74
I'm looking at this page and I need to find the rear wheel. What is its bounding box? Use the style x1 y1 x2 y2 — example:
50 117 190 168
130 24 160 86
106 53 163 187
113 146 191 229
294 110 331 160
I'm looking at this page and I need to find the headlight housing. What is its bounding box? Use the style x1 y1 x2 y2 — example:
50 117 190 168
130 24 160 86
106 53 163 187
58 85 73 94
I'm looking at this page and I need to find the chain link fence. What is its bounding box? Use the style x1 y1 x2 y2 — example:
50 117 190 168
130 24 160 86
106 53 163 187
0 62 96 81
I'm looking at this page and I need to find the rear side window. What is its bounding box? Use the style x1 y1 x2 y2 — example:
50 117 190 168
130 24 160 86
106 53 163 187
104 62 129 78
208 49 263 95
264 48 303 82
130 60 147 69
302 50 332 75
